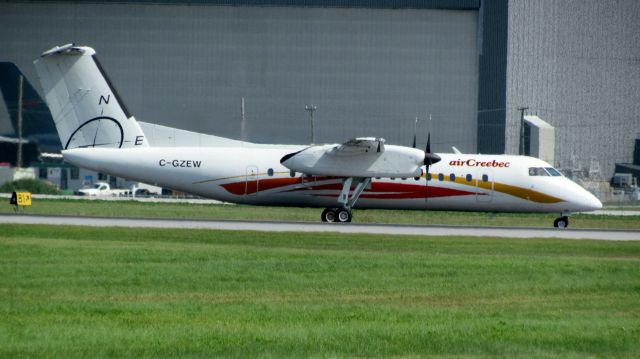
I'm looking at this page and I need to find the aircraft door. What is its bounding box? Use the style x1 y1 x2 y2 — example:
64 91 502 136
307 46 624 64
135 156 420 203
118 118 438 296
476 169 493 202
245 166 259 195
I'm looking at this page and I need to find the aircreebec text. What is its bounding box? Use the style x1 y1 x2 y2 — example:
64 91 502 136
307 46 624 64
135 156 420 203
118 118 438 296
449 159 510 168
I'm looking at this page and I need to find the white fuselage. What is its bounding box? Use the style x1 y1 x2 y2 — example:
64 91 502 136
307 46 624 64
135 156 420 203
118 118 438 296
62 146 602 214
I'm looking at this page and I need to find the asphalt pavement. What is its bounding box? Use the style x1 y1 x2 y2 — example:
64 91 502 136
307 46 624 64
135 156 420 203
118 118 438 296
1 214 638 241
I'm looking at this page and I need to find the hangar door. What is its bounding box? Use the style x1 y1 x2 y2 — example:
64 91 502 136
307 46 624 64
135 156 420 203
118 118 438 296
0 3 480 152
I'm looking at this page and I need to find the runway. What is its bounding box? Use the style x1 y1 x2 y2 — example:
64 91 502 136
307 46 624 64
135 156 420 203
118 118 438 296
1 214 639 240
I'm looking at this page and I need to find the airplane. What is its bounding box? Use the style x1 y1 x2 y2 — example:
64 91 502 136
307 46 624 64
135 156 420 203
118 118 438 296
33 44 602 228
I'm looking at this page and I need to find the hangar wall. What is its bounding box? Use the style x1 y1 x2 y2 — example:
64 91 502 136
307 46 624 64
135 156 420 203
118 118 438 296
0 1 480 152
506 0 640 180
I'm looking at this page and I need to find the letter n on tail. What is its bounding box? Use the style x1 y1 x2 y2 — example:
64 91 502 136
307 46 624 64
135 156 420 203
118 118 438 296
99 94 110 105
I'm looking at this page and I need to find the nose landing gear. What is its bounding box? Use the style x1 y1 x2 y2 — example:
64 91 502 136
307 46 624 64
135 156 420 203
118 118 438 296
553 212 570 229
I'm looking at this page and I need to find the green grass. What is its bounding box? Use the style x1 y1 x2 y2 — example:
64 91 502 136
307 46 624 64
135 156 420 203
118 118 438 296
1 225 639 357
2 198 640 229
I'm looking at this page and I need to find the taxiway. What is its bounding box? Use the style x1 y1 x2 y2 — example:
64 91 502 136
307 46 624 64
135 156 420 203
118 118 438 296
1 214 638 241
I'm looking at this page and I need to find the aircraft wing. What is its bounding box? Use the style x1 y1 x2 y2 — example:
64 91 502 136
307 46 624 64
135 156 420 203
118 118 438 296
280 138 424 178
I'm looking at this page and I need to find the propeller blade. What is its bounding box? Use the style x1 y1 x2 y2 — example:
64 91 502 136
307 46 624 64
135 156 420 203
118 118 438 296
425 164 429 202
412 117 418 148
423 132 441 201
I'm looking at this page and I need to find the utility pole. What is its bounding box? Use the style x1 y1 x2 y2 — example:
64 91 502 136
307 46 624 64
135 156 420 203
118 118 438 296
240 97 246 141
305 104 317 144
517 106 528 155
17 75 24 169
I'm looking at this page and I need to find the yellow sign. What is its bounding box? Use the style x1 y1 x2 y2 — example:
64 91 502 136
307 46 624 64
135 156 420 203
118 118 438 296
10 191 32 207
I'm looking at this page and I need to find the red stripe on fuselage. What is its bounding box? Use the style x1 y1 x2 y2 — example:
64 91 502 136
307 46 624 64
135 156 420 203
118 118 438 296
363 183 474 199
305 182 474 199
221 178 475 199
220 177 301 195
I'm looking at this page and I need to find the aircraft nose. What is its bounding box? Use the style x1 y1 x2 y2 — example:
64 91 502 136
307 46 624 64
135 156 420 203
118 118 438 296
574 188 603 212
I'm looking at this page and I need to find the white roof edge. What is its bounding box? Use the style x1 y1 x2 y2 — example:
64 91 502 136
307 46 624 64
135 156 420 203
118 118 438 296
524 115 554 129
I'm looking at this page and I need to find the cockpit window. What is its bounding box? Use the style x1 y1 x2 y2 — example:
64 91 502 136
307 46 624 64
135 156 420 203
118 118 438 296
545 167 562 176
528 167 550 176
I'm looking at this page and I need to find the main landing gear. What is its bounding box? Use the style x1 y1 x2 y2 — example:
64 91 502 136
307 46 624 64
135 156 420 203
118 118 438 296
321 207 352 223
320 176 370 223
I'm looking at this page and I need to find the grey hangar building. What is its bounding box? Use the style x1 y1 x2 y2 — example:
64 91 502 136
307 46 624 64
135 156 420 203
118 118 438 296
1 0 639 188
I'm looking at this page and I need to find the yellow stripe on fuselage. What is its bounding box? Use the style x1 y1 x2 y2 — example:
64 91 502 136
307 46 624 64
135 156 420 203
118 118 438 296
426 173 563 204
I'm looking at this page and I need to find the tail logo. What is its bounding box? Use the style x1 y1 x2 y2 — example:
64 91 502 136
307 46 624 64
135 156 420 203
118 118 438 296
65 116 124 149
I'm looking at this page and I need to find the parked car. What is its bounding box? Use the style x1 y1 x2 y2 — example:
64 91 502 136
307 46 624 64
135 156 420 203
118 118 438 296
76 182 131 197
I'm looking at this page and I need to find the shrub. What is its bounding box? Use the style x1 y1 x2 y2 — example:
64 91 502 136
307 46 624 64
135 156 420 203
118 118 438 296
0 178 61 195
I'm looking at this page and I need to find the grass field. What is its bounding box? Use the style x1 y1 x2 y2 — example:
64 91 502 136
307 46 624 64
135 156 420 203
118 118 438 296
2 198 640 229
1 225 639 357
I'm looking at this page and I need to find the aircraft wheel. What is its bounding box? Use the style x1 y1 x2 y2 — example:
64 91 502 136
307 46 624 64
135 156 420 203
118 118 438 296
336 208 352 223
554 216 569 229
321 208 337 223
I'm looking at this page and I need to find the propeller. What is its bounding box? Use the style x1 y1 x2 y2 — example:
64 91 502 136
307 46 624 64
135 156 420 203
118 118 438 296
423 132 441 201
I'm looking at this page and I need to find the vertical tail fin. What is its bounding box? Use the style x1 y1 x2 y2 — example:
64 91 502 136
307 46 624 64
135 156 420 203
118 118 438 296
33 44 148 149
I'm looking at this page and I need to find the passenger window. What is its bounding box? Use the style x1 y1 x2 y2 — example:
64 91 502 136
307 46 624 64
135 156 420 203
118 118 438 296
267 168 274 176
290 170 296 177
449 173 456 181
414 176 420 181
438 173 444 181
482 174 488 182
465 174 472 182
